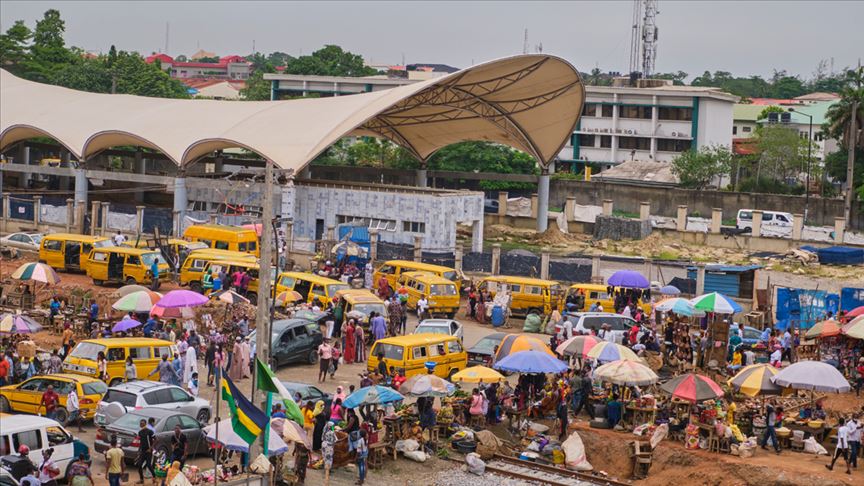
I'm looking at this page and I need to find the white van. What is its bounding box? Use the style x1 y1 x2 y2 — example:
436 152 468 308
0 415 88 480
736 209 794 233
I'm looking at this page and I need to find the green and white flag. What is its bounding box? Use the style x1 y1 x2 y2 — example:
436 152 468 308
255 357 305 426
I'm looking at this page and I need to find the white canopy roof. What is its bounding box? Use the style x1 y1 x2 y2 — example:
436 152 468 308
1 54 584 171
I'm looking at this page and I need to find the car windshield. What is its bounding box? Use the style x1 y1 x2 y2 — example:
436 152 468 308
94 239 115 248
442 271 457 282
30 235 43 244
430 284 456 296
113 413 148 429
102 390 137 407
70 342 106 360
327 284 350 297
354 304 385 316
471 337 500 353
416 325 447 335
141 252 166 266
373 343 404 360
83 381 108 396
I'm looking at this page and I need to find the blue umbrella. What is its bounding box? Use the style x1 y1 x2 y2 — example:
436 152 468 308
660 285 681 295
493 350 568 374
111 318 142 333
607 270 649 289
343 385 404 409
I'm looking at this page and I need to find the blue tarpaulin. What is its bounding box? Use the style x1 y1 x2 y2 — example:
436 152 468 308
840 287 864 311
775 287 839 331
800 245 864 265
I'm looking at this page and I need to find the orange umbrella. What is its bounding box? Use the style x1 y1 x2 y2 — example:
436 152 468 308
804 319 842 339
494 334 554 362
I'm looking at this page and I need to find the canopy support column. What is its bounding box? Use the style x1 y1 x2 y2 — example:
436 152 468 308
74 167 88 210
536 166 550 233
173 173 187 235
416 160 428 188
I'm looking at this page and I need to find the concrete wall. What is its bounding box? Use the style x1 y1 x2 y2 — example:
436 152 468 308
698 98 734 148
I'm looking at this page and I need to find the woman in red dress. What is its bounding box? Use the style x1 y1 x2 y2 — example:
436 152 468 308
343 320 356 364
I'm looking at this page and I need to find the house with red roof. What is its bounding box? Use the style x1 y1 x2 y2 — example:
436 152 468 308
145 53 251 80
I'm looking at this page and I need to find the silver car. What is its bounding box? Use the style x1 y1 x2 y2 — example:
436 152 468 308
94 380 211 426
413 319 464 340
0 232 42 253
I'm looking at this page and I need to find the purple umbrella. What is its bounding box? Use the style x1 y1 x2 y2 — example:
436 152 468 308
156 289 209 308
111 318 142 333
607 270 649 289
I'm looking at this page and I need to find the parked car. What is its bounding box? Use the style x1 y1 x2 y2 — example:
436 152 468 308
0 467 20 486
281 382 332 408
0 232 42 252
413 319 464 340
94 380 211 426
484 199 500 214
93 408 210 463
559 312 645 344
0 373 107 423
736 209 794 234
729 324 762 346
0 415 90 481
248 319 324 367
467 332 506 367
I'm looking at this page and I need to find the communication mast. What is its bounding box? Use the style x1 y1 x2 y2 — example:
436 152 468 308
628 0 660 80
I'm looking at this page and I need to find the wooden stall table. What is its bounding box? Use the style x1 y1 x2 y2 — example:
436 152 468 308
625 405 657 430
367 441 388 468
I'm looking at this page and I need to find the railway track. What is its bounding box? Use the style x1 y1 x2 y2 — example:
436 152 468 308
453 454 631 486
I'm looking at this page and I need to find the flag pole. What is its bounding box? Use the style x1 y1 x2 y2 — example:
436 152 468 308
263 392 273 456
214 369 221 486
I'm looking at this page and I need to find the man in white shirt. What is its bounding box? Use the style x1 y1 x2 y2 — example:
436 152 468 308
417 295 429 319
847 413 861 470
826 417 851 473
66 388 83 432
112 231 126 246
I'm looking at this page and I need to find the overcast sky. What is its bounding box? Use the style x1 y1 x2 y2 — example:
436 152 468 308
2 1 862 80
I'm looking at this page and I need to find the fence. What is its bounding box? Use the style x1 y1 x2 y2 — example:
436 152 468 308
376 241 414 262
549 258 592 283
462 252 493 273
500 251 540 277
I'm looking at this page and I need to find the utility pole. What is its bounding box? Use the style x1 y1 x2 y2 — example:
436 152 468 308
845 99 858 228
251 158 274 456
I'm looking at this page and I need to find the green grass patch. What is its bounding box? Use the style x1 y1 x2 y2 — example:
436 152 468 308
486 240 545 253
654 250 680 261
612 209 640 219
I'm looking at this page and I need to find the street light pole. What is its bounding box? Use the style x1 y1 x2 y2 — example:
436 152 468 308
789 108 814 222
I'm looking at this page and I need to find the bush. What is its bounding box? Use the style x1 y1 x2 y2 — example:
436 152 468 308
737 177 804 195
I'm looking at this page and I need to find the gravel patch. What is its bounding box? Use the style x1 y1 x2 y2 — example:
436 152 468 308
433 467 544 486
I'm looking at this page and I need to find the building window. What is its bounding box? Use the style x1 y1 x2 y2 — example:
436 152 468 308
578 134 596 147
732 126 738 135
601 104 614 118
402 221 426 233
619 106 652 119
742 126 752 133
369 218 397 232
658 107 693 121
799 131 809 139
189 201 208 211
814 132 824 141
657 139 692 152
582 104 597 117
618 137 651 150
599 135 612 148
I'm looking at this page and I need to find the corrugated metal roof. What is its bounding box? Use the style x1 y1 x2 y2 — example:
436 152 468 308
687 265 761 273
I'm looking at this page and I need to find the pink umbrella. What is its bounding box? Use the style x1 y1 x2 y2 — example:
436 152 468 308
151 305 196 319
156 290 208 308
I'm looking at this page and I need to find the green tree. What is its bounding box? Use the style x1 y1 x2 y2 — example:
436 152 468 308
670 144 733 189
823 66 864 149
267 51 294 67
286 45 376 77
752 124 812 182
824 147 864 192
240 63 275 100
50 56 111 92
770 70 806 98
196 56 220 63
21 9 71 81
0 20 33 71
175 54 188 62
757 105 786 120
653 71 688 86
110 51 189 98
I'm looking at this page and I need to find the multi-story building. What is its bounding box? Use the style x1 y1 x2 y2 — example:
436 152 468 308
145 54 251 80
560 83 738 172
732 99 838 162
264 73 417 99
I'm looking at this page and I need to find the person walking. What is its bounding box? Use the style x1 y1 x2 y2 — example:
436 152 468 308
67 454 93 486
149 258 160 291
847 413 862 470
125 357 137 382
38 448 60 486
826 417 852 474
105 437 125 486
317 339 333 383
760 401 782 454
170 425 188 467
370 312 386 344
355 323 366 363
135 419 155 484
148 355 179 384
66 387 84 432
321 422 337 486
353 429 368 485
39 385 60 421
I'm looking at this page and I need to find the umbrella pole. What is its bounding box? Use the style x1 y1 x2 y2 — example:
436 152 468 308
214 372 221 486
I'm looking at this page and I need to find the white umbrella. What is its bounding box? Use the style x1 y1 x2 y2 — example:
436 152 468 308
771 360 851 393
203 419 289 456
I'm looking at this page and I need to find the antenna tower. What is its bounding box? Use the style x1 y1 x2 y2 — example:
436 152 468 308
523 28 528 55
629 0 660 79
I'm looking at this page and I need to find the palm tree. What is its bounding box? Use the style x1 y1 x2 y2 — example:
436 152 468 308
823 66 864 150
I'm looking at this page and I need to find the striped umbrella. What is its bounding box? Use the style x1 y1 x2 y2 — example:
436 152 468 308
804 319 842 339
594 359 658 386
555 335 601 358
11 262 60 284
690 292 742 314
841 315 864 340
342 385 404 409
660 373 725 403
0 313 43 334
494 334 555 362
112 290 162 313
115 284 150 297
727 364 785 397
399 374 455 397
211 289 250 305
585 341 640 363
151 305 196 319
275 290 304 306
451 366 506 384
655 297 705 317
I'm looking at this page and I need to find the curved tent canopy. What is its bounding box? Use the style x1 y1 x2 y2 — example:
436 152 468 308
0 55 584 172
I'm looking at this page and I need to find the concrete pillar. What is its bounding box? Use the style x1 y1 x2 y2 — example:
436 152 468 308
792 213 804 241
696 264 706 295
602 199 614 216
565 197 576 223
75 200 86 234
33 196 42 228
285 221 294 263
643 259 652 282
413 235 423 262
497 191 508 223
74 168 88 209
639 201 651 221
136 205 145 235
491 243 501 275
90 201 100 235
454 245 464 273
327 225 336 242
676 205 688 232
209 214 218 224
172 211 181 237
471 219 483 253
834 217 846 243
17 145 30 188
1 194 9 233
60 151 72 191
530 193 539 219
369 229 379 262
65 199 74 233
536 169 550 232
540 248 550 280
710 208 723 234
591 255 601 281
173 176 188 228
134 152 146 203
751 210 763 237
416 168 428 188
214 154 224 173
101 202 110 235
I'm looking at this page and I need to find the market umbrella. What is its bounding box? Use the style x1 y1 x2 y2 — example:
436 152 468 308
607 270 649 289
659 285 681 296
111 318 142 333
846 306 864 319
343 385 404 409
115 284 150 297
11 262 60 284
690 292 742 314
771 360 851 393
494 334 555 362
660 373 724 403
275 290 304 307
0 313 43 334
727 364 786 397
204 419 288 456
555 335 601 359
112 290 162 313
156 289 209 308
272 417 311 449
399 374 456 397
211 289 250 305
493 350 568 374
451 366 506 384
655 297 705 317
804 319 843 339
593 359 658 386
585 341 640 363
150 305 196 319
841 315 864 340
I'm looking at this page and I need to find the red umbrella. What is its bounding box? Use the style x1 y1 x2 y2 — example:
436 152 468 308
846 306 864 319
660 373 724 403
